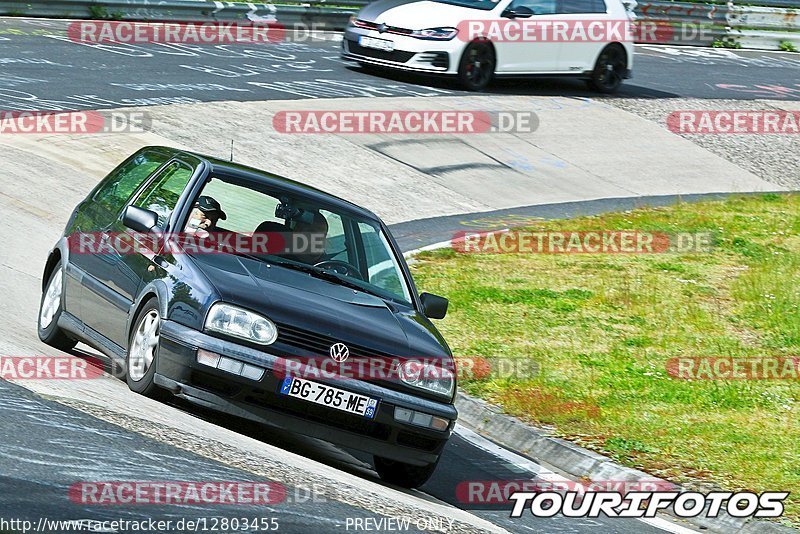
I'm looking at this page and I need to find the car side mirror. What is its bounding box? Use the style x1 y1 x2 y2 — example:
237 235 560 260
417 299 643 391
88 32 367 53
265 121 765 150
502 6 535 18
122 205 159 233
420 292 449 320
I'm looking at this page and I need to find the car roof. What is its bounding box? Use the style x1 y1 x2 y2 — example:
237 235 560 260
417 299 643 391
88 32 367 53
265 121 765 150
153 146 381 222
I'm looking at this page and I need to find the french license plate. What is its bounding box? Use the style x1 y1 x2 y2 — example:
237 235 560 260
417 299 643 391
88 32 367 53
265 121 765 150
359 35 395 52
279 377 379 419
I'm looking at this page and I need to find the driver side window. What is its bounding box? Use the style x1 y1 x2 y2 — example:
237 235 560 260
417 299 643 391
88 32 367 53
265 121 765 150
510 0 557 14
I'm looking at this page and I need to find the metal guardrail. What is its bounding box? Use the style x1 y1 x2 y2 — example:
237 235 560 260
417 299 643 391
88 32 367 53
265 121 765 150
0 0 796 50
636 0 729 46
725 3 800 50
728 4 800 30
635 1 799 49
737 0 800 7
0 0 358 26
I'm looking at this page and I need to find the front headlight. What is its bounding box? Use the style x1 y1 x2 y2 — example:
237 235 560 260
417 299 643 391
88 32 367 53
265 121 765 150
398 360 455 398
205 303 278 345
411 27 459 40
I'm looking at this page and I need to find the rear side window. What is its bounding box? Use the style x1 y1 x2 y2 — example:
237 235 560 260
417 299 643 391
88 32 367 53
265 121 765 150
91 150 168 226
133 161 194 228
557 0 607 13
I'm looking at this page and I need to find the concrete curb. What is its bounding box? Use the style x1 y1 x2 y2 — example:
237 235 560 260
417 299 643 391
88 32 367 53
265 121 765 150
455 392 797 533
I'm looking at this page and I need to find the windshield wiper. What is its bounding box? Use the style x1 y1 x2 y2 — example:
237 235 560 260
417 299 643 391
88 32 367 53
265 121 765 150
268 259 385 299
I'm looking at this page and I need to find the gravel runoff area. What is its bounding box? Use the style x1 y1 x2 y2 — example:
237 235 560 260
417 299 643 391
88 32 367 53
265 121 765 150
605 98 800 190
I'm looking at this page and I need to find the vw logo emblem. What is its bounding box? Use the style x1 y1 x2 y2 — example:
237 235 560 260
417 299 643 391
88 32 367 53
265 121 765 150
377 23 388 33
330 343 350 363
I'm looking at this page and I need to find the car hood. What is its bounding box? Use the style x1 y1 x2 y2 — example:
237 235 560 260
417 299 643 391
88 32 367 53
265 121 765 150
358 0 493 30
189 254 450 359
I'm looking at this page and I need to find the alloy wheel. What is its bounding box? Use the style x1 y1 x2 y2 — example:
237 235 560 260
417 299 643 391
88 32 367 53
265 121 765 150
39 270 62 329
128 310 160 382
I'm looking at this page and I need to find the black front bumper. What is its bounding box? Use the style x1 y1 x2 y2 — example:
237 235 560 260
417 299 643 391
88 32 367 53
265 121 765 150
157 321 457 466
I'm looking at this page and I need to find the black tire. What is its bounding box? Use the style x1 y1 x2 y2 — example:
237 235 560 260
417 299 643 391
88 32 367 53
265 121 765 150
374 456 438 489
586 44 627 94
37 260 77 351
458 41 495 92
125 297 166 399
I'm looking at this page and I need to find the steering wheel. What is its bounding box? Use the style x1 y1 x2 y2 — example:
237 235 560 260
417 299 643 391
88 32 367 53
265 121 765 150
314 260 365 281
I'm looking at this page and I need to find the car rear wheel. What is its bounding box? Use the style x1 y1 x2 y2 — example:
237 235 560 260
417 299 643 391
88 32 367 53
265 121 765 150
38 260 77 351
587 44 626 94
458 41 495 92
126 298 165 398
374 456 438 489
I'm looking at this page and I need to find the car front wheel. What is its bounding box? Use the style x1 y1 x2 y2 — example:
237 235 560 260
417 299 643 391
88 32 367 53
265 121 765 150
126 298 165 398
374 456 438 489
458 41 495 92
38 260 77 351
587 45 626 94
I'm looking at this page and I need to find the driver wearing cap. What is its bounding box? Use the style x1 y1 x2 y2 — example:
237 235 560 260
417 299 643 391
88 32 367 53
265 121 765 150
292 211 329 265
187 196 227 234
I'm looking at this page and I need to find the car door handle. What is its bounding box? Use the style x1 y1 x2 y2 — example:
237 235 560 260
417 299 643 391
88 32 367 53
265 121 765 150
96 232 118 264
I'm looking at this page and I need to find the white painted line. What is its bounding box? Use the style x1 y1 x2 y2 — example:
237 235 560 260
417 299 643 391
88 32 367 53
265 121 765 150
403 240 452 259
634 43 800 56
638 517 700 534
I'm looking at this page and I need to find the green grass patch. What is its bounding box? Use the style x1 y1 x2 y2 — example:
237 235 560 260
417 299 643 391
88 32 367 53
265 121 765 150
411 194 800 526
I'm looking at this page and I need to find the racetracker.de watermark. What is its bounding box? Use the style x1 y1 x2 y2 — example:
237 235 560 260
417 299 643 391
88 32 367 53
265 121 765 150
67 21 292 45
456 20 715 44
272 111 539 134
272 356 538 382
452 231 715 254
0 356 105 380
68 232 326 256
458 479 678 505
667 111 800 134
0 111 150 134
668 357 800 380
69 482 286 505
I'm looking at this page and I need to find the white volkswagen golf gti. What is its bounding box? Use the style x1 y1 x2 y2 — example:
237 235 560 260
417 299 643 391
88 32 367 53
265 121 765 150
342 0 636 92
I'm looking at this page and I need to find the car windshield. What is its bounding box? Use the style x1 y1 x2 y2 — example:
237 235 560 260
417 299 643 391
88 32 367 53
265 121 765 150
429 0 502 10
184 174 413 306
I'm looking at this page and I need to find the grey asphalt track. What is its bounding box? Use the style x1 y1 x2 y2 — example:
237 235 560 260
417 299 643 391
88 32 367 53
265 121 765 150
0 17 798 112
0 380 390 533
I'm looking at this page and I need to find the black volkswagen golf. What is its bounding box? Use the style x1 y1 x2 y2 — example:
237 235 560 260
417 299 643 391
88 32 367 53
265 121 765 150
37 146 456 488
